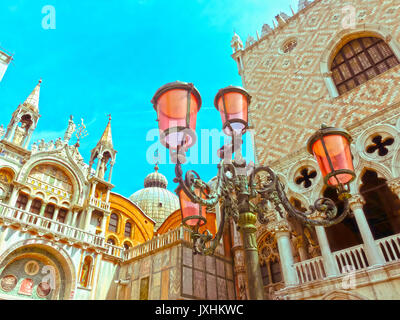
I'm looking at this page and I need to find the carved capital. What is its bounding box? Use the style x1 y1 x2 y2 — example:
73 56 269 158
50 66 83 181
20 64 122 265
349 194 365 210
387 178 400 194
267 219 290 235
322 71 333 78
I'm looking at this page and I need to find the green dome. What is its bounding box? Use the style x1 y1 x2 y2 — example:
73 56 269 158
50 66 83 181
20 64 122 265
129 164 179 229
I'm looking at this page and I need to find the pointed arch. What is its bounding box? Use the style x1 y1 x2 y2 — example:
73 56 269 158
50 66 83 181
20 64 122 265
17 155 85 205
353 162 393 191
321 289 368 300
0 238 76 300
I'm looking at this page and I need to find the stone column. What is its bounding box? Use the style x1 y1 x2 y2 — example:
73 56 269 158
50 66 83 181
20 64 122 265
89 254 102 300
65 209 73 225
108 161 114 183
349 195 385 267
105 189 111 203
23 128 34 148
71 210 79 228
95 155 103 175
91 182 97 197
84 207 94 231
53 207 60 221
274 221 299 287
39 202 47 216
8 186 20 207
101 213 109 236
22 197 34 222
315 226 340 277
6 120 19 142
25 197 33 212
0 226 9 254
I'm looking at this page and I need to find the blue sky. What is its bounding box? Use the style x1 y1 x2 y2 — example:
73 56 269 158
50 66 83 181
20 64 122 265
0 0 298 197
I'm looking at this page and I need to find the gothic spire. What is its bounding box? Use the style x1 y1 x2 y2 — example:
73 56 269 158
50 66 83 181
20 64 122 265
22 79 41 113
98 114 113 150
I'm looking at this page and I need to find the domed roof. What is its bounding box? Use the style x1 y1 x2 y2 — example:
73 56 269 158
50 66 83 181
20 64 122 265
129 164 179 229
143 164 168 188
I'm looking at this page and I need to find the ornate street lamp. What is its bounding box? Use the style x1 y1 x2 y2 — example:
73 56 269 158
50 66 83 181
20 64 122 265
214 86 251 136
151 82 355 300
151 81 202 163
307 125 355 190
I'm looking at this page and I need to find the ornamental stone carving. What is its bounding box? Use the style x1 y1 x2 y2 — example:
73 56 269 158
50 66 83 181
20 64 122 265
387 178 400 194
265 218 290 235
349 194 365 210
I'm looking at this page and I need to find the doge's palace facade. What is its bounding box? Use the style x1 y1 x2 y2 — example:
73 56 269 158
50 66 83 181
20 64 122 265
232 0 400 300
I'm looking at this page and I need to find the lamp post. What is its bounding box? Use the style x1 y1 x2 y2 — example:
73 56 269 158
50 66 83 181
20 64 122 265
151 81 356 300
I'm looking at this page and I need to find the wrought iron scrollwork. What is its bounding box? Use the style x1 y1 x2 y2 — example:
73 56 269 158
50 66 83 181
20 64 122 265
175 147 352 255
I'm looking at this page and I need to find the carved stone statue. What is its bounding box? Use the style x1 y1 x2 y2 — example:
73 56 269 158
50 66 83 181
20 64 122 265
261 24 273 36
31 142 38 153
38 139 45 151
48 140 54 151
0 124 5 139
55 137 63 149
64 115 76 143
98 159 107 180
12 123 27 146
246 36 255 48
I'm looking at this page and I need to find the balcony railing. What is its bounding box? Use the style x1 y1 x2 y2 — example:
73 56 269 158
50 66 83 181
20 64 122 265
125 226 192 260
333 244 369 273
89 197 110 211
377 233 400 263
0 202 107 251
294 233 400 285
294 256 326 284
104 243 124 259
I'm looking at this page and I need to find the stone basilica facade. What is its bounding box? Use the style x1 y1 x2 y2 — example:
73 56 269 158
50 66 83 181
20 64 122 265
2 0 400 301
0 79 227 300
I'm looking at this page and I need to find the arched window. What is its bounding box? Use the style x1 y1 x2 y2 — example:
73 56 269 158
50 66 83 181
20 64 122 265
15 193 28 209
123 242 131 250
108 213 119 233
107 237 116 245
360 169 400 239
331 37 399 95
30 199 42 214
44 204 55 220
79 256 92 288
57 208 68 223
258 234 282 289
323 187 362 252
124 222 132 238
